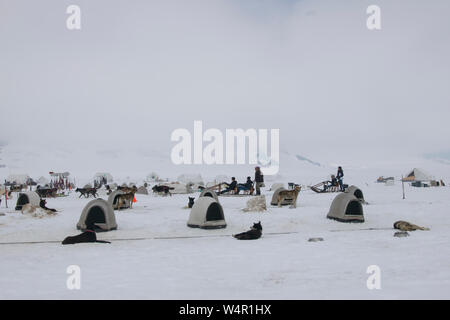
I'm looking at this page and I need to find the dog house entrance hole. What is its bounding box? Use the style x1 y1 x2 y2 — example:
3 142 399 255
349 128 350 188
206 202 223 221
15 194 30 210
353 189 364 200
345 201 363 216
85 206 106 229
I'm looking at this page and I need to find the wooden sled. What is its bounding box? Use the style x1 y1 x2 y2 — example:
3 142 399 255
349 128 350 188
218 185 254 196
309 181 341 193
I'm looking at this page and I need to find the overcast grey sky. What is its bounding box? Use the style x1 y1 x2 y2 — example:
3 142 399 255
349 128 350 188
1 0 449 163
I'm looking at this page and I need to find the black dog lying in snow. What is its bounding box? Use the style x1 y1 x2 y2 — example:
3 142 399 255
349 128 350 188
62 230 111 245
233 222 263 240
40 199 57 212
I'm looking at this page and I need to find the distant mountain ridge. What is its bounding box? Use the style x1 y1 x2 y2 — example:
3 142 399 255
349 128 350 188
295 154 322 167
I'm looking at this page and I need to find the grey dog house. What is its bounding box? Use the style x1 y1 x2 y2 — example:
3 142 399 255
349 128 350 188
199 189 219 202
15 191 41 211
77 198 117 232
187 197 226 229
327 193 364 223
345 185 365 203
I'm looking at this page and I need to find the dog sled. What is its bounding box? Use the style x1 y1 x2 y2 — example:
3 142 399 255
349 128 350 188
309 181 343 193
211 183 254 196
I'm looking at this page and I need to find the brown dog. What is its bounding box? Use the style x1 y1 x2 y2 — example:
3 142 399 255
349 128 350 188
393 221 430 231
277 185 301 208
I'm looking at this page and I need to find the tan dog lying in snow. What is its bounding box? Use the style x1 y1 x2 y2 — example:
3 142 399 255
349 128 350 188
393 221 430 231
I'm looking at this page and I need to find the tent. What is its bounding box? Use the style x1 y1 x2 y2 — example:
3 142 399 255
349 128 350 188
187 197 226 229
402 168 433 182
199 189 219 202
36 176 49 186
136 186 149 195
77 199 117 232
162 182 193 194
177 174 204 186
7 174 30 185
345 185 365 203
15 191 41 210
270 183 284 191
108 190 131 210
270 187 295 206
327 193 364 223
94 172 113 183
146 172 160 182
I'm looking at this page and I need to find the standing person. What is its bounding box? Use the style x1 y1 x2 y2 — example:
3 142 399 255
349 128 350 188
337 166 344 191
254 167 264 196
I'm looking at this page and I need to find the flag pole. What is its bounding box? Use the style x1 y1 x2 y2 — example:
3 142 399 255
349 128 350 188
401 175 405 199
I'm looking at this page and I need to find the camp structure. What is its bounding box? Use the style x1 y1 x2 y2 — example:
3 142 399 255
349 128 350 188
36 176 49 186
136 186 149 195
270 183 284 191
15 191 41 211
345 185 365 203
401 168 445 187
6 174 30 185
77 199 117 232
376 176 394 183
162 182 193 194
177 174 204 188
94 172 113 183
146 172 161 183
108 190 132 210
187 197 226 229
327 193 364 223
402 168 433 183
199 189 219 202
270 187 295 206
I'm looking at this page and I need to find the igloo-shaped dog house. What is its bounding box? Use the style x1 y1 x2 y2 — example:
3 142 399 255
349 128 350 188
199 189 219 202
270 187 295 206
270 183 284 191
345 185 365 203
77 198 117 232
136 186 149 195
15 191 41 211
187 197 226 229
327 193 364 223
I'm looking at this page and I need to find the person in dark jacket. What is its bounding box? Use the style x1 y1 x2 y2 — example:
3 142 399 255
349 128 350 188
337 166 344 191
237 177 253 194
220 177 237 194
254 167 264 195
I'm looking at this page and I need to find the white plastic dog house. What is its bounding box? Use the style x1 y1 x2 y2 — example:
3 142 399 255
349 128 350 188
77 199 117 231
270 183 284 191
108 190 131 210
345 185 365 203
199 189 219 202
15 191 41 210
162 182 193 194
327 193 364 223
270 187 295 206
136 186 149 195
187 197 226 229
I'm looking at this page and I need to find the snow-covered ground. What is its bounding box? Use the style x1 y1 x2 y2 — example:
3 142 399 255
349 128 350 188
1 182 449 299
